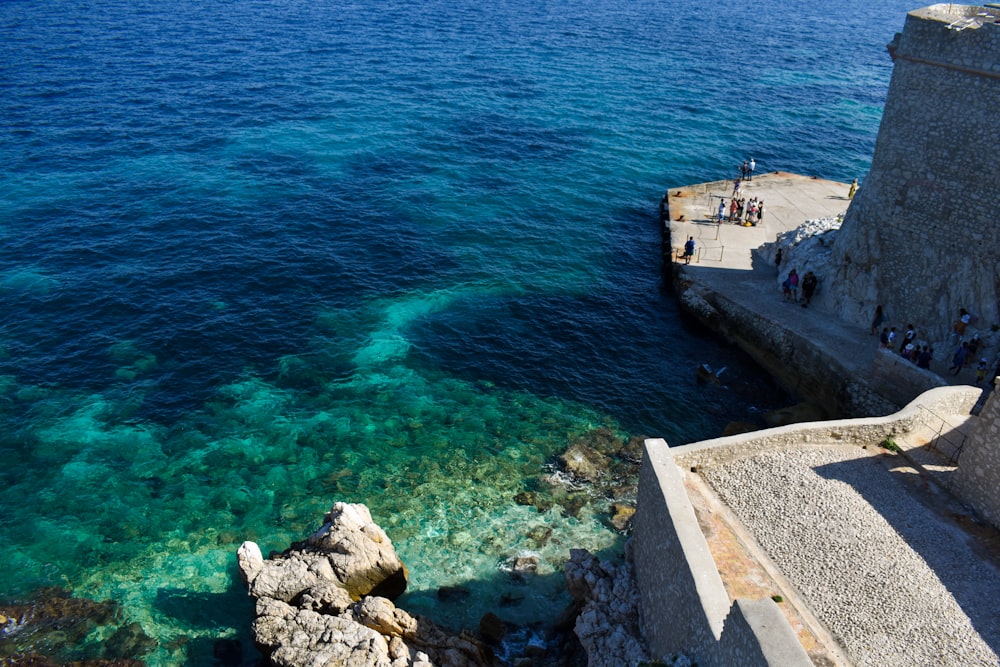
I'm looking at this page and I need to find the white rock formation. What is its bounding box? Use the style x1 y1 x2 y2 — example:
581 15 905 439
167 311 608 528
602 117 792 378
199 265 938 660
238 502 492 667
564 549 649 667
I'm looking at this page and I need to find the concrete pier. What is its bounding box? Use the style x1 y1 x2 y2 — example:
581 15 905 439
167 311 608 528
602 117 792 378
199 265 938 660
663 171 849 270
661 170 965 418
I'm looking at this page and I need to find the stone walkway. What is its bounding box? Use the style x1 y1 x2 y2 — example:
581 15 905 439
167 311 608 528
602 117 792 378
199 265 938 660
697 443 1000 667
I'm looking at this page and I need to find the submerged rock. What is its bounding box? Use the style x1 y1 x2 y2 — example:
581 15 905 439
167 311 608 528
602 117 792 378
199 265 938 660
557 444 608 483
0 587 147 664
238 501 494 667
609 503 636 533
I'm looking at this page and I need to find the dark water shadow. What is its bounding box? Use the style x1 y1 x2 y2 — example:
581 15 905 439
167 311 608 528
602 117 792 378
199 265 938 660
154 573 261 666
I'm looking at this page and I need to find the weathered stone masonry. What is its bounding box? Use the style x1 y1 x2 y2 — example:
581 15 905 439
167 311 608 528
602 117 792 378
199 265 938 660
828 4 1000 336
952 379 1000 528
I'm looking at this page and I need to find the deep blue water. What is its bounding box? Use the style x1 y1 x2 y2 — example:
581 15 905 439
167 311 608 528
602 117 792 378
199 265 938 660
0 0 914 663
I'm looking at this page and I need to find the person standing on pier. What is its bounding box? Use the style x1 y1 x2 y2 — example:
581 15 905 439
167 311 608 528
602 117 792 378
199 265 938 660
748 157 756 181
949 342 970 375
683 236 695 264
848 178 858 199
801 271 818 307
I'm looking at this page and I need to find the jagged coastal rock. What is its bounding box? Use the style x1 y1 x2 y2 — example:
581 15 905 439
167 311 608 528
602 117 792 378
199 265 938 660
752 215 841 312
238 502 493 667
564 549 649 667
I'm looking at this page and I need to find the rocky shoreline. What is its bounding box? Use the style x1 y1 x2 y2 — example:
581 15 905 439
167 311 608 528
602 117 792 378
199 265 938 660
237 502 652 667
234 430 658 667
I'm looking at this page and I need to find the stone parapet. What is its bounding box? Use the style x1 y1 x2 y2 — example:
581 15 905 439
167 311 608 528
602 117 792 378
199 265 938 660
671 384 980 470
632 439 729 658
632 439 813 666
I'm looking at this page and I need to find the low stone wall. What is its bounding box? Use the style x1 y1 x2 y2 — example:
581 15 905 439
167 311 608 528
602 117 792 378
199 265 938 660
632 440 729 658
951 381 1000 530
632 439 812 666
672 385 980 470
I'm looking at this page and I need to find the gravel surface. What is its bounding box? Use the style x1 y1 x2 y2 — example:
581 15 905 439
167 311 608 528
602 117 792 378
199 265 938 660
702 445 1000 667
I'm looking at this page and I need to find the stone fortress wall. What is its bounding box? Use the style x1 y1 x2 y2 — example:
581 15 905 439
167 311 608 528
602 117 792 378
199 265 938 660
827 4 1000 338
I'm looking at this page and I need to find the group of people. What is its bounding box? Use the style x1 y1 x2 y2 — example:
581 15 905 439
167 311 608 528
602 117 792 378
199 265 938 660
780 267 818 307
946 309 993 382
739 158 756 181
726 196 764 226
871 305 997 385
876 320 936 369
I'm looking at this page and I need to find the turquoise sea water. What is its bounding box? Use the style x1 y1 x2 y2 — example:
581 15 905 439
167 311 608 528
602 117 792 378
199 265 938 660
1 0 915 663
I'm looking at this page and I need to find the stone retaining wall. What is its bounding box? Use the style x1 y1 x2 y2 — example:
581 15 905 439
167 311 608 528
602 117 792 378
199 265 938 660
676 277 901 418
952 381 1000 529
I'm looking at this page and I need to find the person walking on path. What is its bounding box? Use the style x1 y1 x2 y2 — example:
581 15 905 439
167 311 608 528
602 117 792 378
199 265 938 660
952 308 971 341
879 327 890 348
718 198 726 223
787 269 800 302
870 305 885 335
976 358 988 384
917 346 933 369
775 248 782 273
801 271 818 307
949 342 970 375
683 236 695 264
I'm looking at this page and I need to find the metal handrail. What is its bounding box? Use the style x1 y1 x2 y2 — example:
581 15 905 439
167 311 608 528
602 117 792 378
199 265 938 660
916 404 968 464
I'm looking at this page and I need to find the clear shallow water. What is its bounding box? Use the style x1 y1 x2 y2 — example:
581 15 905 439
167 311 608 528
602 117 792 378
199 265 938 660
0 0 914 663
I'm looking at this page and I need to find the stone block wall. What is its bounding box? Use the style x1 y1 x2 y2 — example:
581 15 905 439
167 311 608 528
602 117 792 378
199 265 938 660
869 348 947 406
677 278 901 417
951 380 1000 529
827 4 1000 338
632 439 729 658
